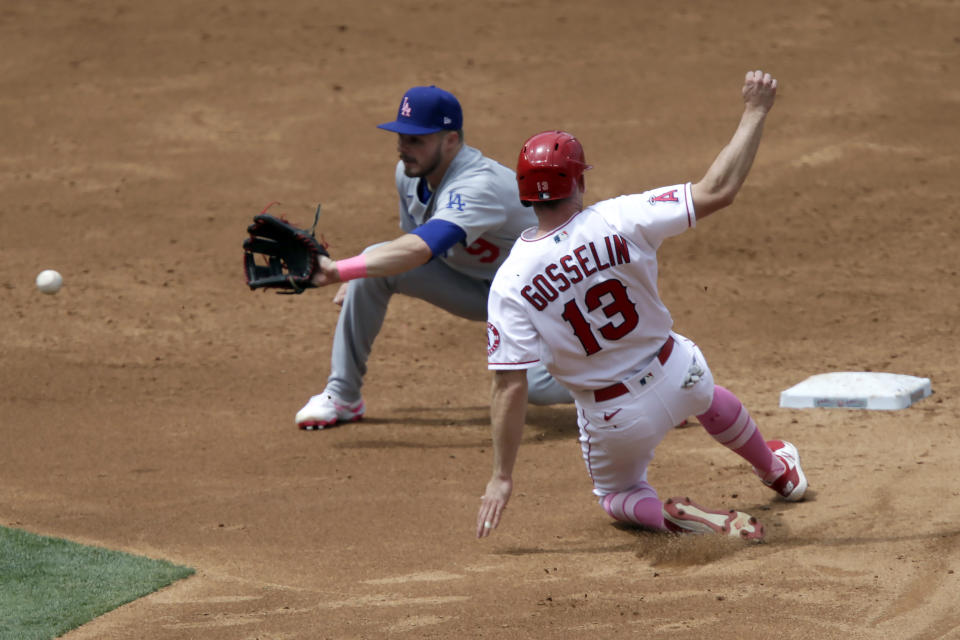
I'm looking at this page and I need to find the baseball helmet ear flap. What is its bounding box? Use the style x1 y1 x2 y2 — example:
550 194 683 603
516 130 591 202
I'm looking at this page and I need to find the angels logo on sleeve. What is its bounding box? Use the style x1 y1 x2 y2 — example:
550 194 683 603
486 322 502 356
648 189 679 204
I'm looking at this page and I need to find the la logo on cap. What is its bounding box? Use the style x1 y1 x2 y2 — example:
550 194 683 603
377 86 462 135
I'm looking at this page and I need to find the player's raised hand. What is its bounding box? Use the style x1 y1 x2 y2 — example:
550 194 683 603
742 69 777 113
477 476 512 538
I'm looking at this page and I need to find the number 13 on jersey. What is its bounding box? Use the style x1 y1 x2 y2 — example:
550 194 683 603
561 279 639 355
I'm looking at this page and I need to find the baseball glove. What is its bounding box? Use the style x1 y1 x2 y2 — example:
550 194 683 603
243 204 329 294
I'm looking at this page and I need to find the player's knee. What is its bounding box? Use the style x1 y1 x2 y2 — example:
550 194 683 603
526 370 573 405
696 385 741 425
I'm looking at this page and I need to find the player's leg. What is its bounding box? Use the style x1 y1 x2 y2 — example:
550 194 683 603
579 405 762 539
696 386 807 501
299 255 491 428
392 256 489 320
580 334 765 538
323 276 393 397
300 256 570 428
525 365 573 405
696 385 780 473
600 481 668 530
576 399 674 530
656 334 778 481
298 242 410 428
654 334 805 500
320 247 487 397
394 260 571 404
691 375 807 500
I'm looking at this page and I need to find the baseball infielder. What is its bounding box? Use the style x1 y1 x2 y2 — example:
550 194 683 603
478 71 806 540
299 85 571 429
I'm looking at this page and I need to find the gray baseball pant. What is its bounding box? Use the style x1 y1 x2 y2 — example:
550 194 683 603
324 252 572 406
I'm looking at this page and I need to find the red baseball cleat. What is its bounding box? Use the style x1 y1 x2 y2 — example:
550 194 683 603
662 497 765 541
762 440 808 501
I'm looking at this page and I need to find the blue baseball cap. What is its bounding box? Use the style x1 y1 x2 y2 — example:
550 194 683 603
377 85 463 135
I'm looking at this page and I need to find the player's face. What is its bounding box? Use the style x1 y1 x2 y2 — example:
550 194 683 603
396 133 445 179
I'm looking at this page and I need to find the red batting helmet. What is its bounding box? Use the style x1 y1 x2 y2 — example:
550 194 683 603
516 131 591 202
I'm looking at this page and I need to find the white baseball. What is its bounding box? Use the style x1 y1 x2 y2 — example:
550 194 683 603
36 269 63 295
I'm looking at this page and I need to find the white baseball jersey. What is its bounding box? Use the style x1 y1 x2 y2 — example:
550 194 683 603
486 183 696 390
395 145 537 281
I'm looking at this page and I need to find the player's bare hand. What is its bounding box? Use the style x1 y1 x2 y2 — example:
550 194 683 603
332 282 350 306
742 69 777 113
309 255 342 288
477 476 513 538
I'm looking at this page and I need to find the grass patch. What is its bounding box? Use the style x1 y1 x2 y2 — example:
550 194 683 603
0 526 194 640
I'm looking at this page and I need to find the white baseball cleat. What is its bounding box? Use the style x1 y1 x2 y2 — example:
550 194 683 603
295 393 365 430
761 440 808 501
662 497 765 541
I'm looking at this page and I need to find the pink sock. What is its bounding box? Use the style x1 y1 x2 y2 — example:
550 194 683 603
601 483 667 530
696 386 785 480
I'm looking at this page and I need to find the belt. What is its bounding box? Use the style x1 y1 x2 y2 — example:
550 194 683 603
593 335 675 402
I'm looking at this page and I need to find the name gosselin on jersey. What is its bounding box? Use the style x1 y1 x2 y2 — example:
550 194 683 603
521 233 631 311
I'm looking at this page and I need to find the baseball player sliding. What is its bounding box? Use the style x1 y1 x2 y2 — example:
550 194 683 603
478 71 806 540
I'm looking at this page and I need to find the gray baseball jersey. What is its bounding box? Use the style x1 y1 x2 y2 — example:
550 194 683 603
395 145 537 281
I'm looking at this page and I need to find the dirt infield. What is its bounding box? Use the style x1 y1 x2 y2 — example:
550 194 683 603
2 1 959 638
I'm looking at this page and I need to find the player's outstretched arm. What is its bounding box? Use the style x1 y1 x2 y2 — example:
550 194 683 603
477 369 528 539
354 233 433 277
310 233 433 288
691 70 777 220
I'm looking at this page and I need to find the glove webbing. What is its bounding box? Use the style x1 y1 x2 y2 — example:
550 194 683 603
280 203 322 294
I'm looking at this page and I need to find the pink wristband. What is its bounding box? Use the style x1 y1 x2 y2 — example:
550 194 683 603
336 255 368 282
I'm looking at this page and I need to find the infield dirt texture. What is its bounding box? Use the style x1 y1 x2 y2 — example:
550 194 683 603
2 2 959 638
